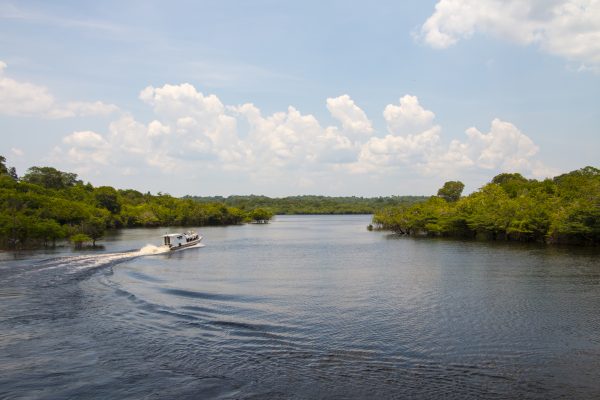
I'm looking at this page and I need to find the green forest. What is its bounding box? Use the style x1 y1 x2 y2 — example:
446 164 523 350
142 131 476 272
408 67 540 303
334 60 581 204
187 195 426 214
3 155 598 248
0 156 421 250
0 157 273 249
373 167 600 245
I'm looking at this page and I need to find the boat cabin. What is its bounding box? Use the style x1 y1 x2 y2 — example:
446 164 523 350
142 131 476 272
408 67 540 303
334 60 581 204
162 231 201 248
163 233 185 247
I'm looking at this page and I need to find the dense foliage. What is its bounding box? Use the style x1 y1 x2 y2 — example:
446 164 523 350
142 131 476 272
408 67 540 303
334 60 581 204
187 195 427 215
373 167 600 245
0 160 259 249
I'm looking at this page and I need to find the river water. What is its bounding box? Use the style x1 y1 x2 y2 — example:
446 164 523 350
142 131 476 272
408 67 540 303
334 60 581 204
1 215 599 399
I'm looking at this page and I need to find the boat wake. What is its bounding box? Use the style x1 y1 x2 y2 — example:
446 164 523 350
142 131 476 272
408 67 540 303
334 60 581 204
3 241 208 284
21 242 203 277
138 244 171 255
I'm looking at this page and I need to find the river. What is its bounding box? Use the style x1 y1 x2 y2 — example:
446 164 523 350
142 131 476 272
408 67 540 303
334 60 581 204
1 215 599 399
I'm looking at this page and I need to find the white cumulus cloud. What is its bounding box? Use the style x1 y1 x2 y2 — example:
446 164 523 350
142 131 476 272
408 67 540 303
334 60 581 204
418 0 600 70
425 118 557 178
147 120 171 137
62 130 110 166
0 61 118 118
326 95 373 136
464 118 539 170
140 83 242 158
140 83 226 120
353 96 551 178
235 102 359 168
352 96 441 172
383 95 436 135
357 126 442 171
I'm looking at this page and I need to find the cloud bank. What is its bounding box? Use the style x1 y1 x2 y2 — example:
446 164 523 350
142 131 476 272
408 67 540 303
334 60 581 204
418 0 600 71
52 82 554 191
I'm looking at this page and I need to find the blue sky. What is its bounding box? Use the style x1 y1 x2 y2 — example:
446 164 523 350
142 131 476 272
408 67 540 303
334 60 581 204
1 0 599 196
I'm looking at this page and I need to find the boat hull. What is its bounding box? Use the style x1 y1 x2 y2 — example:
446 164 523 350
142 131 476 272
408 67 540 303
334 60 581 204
169 237 203 251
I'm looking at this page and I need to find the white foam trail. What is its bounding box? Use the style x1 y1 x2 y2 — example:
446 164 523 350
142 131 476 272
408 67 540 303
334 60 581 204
68 252 139 272
66 245 169 273
30 242 200 275
138 244 171 255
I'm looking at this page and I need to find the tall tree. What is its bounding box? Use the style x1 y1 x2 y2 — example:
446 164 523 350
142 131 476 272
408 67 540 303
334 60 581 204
8 167 18 180
492 172 529 198
95 186 121 214
22 167 80 189
0 155 8 175
437 181 465 202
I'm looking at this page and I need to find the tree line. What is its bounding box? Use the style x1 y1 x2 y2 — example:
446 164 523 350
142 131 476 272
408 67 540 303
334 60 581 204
373 167 600 245
187 194 427 215
0 157 274 249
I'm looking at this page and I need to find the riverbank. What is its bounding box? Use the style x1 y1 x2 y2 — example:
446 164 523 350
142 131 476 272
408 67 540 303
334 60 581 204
373 167 600 246
0 168 273 250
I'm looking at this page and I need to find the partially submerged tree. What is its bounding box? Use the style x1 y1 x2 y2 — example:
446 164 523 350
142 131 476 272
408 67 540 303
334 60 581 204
83 216 107 247
70 233 92 249
250 208 274 223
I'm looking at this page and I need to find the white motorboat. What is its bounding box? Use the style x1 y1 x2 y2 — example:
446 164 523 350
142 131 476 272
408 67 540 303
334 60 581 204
162 230 202 251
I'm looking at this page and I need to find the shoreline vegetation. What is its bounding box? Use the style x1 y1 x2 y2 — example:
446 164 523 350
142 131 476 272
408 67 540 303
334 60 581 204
1 156 597 249
373 167 600 245
0 157 424 250
0 157 275 250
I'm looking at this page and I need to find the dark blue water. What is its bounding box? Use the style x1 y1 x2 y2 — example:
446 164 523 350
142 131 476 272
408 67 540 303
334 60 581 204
1 215 599 399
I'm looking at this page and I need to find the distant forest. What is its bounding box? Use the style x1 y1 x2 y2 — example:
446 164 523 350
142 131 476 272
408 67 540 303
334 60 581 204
186 195 427 215
373 167 600 245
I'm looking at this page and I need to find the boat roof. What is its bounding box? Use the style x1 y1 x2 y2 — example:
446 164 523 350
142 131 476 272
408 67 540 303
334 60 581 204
162 231 197 238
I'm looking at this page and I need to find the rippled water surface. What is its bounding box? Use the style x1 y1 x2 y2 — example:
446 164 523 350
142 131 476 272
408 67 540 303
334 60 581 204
1 215 599 399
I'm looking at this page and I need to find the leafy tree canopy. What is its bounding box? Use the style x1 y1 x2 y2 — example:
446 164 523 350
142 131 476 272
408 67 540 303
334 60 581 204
0 156 7 175
187 194 426 214
0 163 272 249
22 166 81 189
374 167 600 245
95 186 121 214
491 173 528 185
437 181 465 202
250 208 274 223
